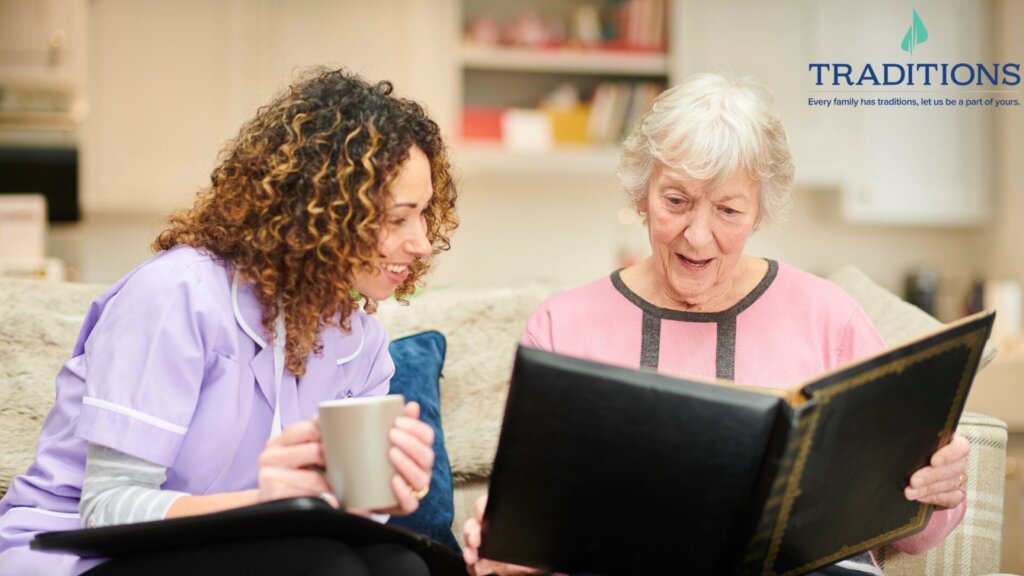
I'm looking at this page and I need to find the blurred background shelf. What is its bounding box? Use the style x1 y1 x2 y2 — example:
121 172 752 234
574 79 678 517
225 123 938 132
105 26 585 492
460 45 668 76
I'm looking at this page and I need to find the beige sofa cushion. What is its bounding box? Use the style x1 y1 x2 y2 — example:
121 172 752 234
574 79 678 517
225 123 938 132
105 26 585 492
828 266 998 367
0 278 107 496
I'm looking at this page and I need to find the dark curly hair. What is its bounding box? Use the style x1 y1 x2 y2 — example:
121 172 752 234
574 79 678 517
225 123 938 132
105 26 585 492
154 68 458 376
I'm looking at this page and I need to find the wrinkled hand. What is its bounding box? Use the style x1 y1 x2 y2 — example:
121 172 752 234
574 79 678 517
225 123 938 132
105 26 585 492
463 494 542 576
257 420 334 505
368 401 435 517
904 433 970 509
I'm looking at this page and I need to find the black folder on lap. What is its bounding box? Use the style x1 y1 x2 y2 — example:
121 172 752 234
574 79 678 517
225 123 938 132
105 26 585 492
32 497 465 576
479 312 994 576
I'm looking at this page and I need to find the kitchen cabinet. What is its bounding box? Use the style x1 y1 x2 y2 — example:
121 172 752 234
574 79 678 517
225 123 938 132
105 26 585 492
671 0 844 187
0 0 86 89
81 0 453 214
821 1 993 226
672 0 993 225
0 0 87 131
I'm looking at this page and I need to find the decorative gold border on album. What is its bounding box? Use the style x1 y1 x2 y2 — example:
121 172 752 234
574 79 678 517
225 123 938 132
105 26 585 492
761 324 988 576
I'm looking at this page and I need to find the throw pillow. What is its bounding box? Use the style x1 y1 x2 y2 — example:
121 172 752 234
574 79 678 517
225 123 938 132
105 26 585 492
385 330 460 552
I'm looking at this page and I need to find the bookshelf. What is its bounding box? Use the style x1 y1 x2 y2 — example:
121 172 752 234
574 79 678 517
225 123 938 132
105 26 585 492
461 45 668 76
456 0 670 175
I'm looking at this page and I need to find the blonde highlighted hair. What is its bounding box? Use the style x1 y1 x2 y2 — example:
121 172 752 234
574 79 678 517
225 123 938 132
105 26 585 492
617 73 795 229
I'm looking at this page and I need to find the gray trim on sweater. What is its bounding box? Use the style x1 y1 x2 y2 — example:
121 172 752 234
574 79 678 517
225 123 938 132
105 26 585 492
610 260 778 379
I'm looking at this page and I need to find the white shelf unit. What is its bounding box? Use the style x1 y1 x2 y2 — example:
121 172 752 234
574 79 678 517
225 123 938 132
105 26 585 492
457 0 671 176
461 45 669 76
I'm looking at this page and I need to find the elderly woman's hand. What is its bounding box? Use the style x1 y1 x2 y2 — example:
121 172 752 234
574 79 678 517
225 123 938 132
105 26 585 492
463 494 543 576
904 433 970 508
372 401 435 517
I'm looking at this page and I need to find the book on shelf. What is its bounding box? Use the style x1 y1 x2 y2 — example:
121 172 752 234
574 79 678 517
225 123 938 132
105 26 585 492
32 497 465 576
587 80 662 144
614 0 669 50
480 312 994 576
460 79 662 150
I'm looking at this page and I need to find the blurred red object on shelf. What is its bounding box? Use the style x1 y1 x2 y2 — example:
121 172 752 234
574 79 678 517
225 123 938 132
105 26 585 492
461 107 505 142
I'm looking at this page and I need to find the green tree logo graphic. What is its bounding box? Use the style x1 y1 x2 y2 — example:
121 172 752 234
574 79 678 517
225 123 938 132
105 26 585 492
901 8 928 55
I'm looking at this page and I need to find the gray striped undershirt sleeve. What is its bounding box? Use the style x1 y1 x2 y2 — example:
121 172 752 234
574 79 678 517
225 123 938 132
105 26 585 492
80 443 189 528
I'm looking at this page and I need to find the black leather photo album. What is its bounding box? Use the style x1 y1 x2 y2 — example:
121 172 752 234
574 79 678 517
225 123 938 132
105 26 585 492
480 311 994 576
32 497 465 576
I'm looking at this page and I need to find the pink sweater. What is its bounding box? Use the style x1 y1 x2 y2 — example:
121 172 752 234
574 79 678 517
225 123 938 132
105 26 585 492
523 260 965 557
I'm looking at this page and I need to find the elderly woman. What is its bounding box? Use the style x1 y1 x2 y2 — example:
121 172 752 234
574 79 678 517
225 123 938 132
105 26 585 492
463 73 968 575
0 68 457 576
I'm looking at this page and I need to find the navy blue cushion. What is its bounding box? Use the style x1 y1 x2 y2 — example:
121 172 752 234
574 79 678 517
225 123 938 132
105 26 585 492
385 330 459 552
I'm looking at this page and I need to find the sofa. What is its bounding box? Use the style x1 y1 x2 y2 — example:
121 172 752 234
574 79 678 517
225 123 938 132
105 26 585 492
0 267 1009 575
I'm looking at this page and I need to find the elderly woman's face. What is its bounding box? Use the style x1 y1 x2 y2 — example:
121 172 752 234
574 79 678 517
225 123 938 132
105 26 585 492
642 162 759 309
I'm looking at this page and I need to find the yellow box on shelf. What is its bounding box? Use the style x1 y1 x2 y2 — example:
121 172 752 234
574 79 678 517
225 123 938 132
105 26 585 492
542 104 590 145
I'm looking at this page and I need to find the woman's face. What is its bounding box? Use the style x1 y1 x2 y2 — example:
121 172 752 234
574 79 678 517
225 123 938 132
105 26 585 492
642 162 760 309
351 145 434 301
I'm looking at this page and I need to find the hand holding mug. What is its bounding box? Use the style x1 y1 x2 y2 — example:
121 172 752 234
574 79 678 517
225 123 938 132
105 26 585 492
256 420 333 505
318 396 434 516
379 400 435 516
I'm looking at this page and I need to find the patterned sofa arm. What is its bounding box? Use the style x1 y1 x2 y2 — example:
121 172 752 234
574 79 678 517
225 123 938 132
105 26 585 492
878 412 1008 575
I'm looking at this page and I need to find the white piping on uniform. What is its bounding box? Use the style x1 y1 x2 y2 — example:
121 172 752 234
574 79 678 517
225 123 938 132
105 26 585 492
336 330 364 365
231 273 267 349
11 507 81 519
271 310 285 437
82 397 187 435
85 458 172 473
231 271 284 437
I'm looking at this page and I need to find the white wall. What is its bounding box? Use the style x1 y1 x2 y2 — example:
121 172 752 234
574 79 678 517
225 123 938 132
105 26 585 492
988 0 1024 283
82 0 456 215
429 173 635 290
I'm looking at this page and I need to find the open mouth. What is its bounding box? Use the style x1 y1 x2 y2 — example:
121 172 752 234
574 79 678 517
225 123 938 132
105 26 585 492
677 254 713 269
382 263 411 283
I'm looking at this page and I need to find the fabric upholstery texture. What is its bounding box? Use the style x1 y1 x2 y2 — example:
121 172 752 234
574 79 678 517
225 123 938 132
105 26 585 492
828 266 998 368
384 330 459 551
0 278 107 496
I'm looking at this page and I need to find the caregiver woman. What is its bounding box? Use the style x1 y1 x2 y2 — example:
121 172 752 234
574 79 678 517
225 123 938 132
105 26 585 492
0 68 458 576
463 73 968 576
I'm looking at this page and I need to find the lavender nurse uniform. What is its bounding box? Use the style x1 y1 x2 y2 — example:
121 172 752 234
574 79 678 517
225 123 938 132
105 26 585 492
0 245 395 576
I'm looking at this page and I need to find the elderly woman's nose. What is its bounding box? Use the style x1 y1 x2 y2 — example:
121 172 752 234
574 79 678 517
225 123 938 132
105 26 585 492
682 210 713 246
